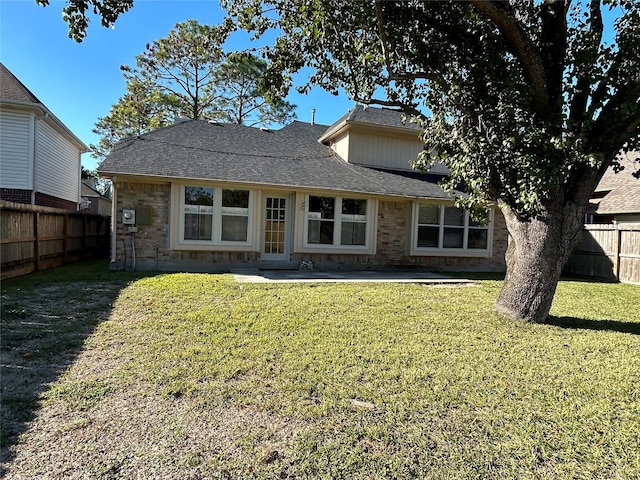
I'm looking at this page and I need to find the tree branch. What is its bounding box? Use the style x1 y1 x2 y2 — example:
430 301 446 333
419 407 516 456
569 0 604 133
587 78 640 157
540 0 567 119
470 0 550 116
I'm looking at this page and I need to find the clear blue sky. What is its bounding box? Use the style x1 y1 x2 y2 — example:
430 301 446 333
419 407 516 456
0 0 354 170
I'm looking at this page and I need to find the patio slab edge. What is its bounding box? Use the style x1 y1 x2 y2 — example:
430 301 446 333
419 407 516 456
231 270 474 285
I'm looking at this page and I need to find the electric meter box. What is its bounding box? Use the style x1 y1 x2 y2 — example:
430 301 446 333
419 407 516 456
122 209 136 225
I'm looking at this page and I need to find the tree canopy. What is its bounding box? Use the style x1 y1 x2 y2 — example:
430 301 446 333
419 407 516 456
35 0 133 42
90 19 296 159
224 0 639 216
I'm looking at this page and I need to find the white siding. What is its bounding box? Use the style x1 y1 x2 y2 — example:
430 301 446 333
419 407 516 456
34 119 80 203
348 130 425 171
331 132 350 162
347 130 449 174
0 109 33 189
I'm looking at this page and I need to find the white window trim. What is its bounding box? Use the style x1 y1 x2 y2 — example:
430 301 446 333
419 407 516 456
410 202 493 257
300 194 375 252
171 183 256 251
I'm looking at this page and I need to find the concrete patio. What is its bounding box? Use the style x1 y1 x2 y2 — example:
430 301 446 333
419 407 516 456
231 269 473 285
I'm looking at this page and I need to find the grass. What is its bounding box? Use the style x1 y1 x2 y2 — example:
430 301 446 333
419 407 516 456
2 262 639 479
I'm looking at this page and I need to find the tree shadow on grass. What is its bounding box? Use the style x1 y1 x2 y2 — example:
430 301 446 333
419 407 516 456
547 315 640 335
0 259 154 475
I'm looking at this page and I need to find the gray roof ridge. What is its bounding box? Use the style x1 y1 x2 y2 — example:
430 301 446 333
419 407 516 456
114 133 337 161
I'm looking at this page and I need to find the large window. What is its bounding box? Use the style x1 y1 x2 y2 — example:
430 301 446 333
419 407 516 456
181 185 252 244
415 203 490 253
306 195 369 247
184 187 214 240
221 189 249 241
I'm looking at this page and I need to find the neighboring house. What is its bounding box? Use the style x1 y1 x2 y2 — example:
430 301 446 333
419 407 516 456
98 105 508 272
0 63 88 210
81 179 112 216
565 151 640 283
586 152 640 224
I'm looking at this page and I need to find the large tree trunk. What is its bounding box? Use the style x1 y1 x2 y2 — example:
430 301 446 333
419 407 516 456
494 202 585 323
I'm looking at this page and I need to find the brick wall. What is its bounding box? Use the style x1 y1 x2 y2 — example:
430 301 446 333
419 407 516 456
112 181 507 272
113 181 259 271
0 189 79 210
293 200 507 271
34 192 77 211
0 189 32 205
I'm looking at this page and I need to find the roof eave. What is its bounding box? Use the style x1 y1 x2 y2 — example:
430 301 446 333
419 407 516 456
99 170 455 201
318 118 422 145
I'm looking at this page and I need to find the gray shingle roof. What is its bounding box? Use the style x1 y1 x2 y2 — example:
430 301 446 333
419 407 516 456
592 152 640 215
99 119 453 200
1 63 41 104
338 104 422 130
1 63 88 151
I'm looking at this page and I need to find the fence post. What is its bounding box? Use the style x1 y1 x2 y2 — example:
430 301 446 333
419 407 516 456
82 214 87 253
613 224 621 281
34 211 41 271
62 213 68 263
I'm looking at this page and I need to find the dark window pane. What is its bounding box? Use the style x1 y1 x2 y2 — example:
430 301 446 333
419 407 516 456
308 196 335 219
221 216 248 241
417 226 439 248
184 213 212 240
418 205 440 225
222 189 249 208
185 186 213 207
443 227 464 248
308 220 334 244
341 222 366 245
444 207 464 226
468 229 488 249
342 198 367 216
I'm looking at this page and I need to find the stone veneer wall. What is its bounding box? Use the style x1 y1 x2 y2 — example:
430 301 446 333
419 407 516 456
113 182 507 272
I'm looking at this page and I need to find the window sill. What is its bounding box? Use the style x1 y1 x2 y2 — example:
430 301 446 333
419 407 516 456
298 244 374 255
410 248 490 258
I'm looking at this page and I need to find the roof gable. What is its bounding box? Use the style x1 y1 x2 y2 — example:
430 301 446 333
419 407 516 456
0 63 41 104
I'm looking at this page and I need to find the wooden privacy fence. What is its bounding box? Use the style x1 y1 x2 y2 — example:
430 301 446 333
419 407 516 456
565 223 640 284
1 201 110 280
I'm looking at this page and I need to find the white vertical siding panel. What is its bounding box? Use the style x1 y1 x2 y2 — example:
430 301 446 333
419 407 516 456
349 131 424 171
0 109 32 189
331 132 350 161
34 119 80 203
348 131 450 174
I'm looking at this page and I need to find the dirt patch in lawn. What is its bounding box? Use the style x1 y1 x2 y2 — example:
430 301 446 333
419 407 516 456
1 280 125 472
4 385 307 479
1 277 308 478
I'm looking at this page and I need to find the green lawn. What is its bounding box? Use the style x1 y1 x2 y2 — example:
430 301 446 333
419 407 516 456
2 263 639 478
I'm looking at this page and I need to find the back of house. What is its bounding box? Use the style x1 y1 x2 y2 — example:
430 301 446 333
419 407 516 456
98 106 508 272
